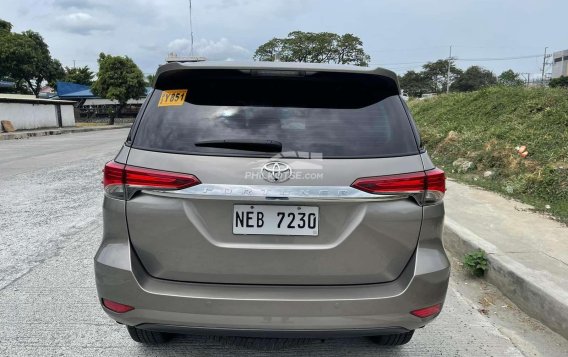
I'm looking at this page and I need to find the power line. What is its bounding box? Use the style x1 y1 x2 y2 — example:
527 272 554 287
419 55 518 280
370 61 431 66
452 45 544 50
370 46 448 53
456 54 542 61
370 53 544 69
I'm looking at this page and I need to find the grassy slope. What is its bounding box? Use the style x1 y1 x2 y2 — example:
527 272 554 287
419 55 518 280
408 86 568 224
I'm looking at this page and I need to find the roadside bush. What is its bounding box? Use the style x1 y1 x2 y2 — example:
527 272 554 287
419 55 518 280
464 250 488 277
549 76 568 88
409 86 568 223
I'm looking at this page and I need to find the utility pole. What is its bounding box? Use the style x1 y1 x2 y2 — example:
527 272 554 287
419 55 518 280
446 45 452 93
73 59 76 68
541 47 547 85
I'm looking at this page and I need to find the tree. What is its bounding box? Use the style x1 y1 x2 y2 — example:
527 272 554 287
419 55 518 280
422 59 462 93
0 20 17 93
254 38 283 62
146 74 156 87
399 70 430 97
549 76 568 88
63 66 94 86
91 53 146 125
0 19 11 33
0 21 64 97
498 69 524 86
254 31 370 66
335 33 370 65
452 66 497 92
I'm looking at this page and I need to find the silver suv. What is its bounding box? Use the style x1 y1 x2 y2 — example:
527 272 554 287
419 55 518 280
95 61 449 346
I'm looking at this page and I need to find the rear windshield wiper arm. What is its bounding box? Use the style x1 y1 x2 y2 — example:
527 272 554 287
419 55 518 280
194 139 282 152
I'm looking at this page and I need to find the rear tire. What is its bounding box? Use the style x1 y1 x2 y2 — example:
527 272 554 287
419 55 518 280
369 330 414 346
126 326 173 344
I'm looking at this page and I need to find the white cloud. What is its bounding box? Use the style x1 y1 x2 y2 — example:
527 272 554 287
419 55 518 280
57 12 111 35
6 0 566 77
167 38 191 53
167 37 251 61
52 0 103 10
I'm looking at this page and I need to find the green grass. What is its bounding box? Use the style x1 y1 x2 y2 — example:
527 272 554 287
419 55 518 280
408 86 568 224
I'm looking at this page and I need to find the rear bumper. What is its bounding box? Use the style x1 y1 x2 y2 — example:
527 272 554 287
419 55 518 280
135 324 410 338
94 238 449 336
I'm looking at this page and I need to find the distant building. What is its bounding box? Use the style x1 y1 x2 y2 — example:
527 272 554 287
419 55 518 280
55 81 152 120
0 93 75 130
38 85 56 99
552 50 568 79
55 81 151 102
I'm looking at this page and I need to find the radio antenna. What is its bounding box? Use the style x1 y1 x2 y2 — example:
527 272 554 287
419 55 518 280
188 0 194 56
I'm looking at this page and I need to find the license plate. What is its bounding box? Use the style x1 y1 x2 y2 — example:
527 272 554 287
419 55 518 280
233 205 319 236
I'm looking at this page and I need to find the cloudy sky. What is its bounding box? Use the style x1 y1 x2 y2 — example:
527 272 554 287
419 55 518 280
2 0 566 78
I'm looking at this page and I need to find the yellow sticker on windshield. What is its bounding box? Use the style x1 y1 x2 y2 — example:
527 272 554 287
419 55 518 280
158 89 187 107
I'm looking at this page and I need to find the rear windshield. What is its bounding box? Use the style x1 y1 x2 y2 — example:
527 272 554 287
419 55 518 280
132 70 419 158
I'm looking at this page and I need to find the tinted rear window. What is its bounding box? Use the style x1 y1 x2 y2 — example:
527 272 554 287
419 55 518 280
133 70 419 158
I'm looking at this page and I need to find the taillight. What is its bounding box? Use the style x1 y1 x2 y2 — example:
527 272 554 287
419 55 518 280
103 161 126 199
103 161 201 200
125 165 201 190
350 168 445 205
423 168 446 204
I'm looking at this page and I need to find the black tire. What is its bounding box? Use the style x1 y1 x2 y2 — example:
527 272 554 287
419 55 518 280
126 325 173 344
210 336 315 350
369 330 414 346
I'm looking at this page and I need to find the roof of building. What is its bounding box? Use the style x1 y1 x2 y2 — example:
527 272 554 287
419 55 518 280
0 93 75 104
56 81 152 100
83 98 147 105
56 82 96 99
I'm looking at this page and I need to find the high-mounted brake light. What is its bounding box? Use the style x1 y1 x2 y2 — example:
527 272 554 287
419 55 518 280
350 168 445 205
103 161 201 200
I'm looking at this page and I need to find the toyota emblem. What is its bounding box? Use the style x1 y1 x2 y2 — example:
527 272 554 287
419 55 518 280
261 162 292 183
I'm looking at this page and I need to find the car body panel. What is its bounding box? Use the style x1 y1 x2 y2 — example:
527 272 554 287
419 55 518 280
125 150 425 285
95 197 448 333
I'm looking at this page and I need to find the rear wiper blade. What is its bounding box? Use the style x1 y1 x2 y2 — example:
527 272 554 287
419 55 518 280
194 139 282 152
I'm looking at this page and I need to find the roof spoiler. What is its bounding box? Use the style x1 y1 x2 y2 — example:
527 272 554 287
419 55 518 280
155 61 400 92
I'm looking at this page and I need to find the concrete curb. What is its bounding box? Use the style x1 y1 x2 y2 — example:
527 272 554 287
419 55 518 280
443 218 568 340
0 124 132 141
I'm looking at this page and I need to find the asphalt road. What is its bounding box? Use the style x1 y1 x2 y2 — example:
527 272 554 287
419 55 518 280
0 129 566 356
